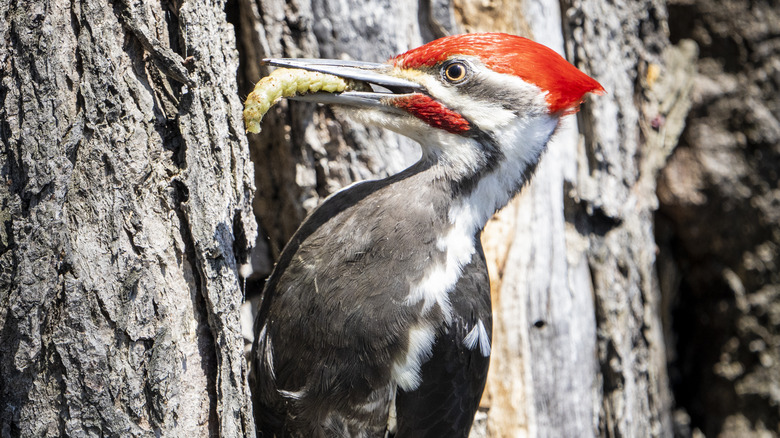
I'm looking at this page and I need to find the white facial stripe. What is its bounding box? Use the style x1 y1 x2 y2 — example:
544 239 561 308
419 76 513 130
418 59 549 132
389 96 558 349
340 70 560 361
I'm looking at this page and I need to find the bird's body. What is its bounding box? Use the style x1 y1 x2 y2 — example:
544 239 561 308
252 162 493 437
249 33 603 438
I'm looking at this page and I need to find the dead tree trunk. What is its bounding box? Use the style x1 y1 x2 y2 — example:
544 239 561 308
236 0 693 437
0 0 256 435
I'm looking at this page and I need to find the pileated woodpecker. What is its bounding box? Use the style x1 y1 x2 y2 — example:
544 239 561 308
250 33 603 437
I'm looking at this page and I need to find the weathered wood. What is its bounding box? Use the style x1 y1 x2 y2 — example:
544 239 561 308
559 0 693 435
0 0 256 435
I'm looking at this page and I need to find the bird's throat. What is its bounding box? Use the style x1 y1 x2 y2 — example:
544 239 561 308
433 114 560 231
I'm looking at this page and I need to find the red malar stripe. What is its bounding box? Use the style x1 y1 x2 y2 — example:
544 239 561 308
392 95 471 134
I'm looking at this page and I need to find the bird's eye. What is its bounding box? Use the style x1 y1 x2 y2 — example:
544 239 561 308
443 61 468 84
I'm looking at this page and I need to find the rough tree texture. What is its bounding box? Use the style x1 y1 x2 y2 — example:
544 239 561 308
659 0 780 436
237 0 692 437
0 0 256 436
550 1 698 435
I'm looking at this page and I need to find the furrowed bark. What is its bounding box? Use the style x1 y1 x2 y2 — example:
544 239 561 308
0 0 256 435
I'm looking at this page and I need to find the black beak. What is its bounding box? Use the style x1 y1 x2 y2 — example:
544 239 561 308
262 58 424 109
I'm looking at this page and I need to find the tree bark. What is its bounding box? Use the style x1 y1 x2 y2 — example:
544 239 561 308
0 0 256 436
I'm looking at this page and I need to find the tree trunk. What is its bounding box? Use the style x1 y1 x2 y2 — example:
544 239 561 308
0 0 256 436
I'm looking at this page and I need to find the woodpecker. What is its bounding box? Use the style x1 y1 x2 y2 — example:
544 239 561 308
250 33 603 437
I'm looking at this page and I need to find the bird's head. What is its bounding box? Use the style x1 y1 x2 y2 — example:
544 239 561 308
267 33 603 189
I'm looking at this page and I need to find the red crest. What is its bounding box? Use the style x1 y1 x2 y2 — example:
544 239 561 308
392 33 604 114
